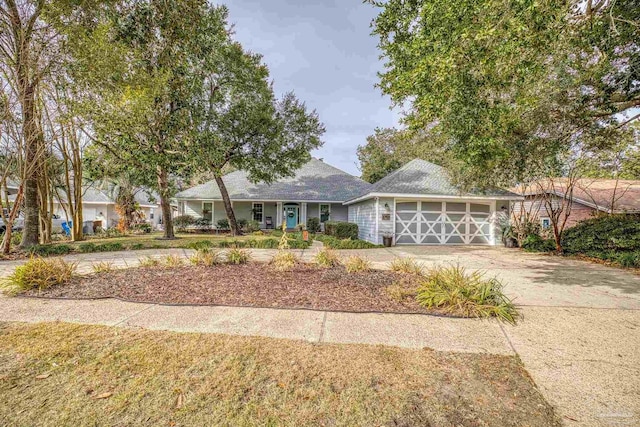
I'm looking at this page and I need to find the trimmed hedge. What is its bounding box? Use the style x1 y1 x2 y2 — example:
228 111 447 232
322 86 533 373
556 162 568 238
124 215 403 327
28 244 72 257
315 234 380 249
521 234 556 253
562 214 640 254
307 217 320 233
324 221 358 240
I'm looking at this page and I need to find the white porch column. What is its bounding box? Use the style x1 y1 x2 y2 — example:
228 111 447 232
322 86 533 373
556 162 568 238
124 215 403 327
276 202 283 227
301 202 307 226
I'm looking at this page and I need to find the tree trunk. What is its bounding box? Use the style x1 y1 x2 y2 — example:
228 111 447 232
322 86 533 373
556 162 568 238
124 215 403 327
1 188 23 254
214 174 241 236
19 86 41 249
157 166 174 239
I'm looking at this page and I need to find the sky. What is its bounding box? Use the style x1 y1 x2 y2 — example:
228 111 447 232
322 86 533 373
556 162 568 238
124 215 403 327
223 0 401 176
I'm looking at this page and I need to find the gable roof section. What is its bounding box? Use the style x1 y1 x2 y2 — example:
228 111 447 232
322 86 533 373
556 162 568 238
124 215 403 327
175 158 372 202
514 178 640 213
345 159 520 204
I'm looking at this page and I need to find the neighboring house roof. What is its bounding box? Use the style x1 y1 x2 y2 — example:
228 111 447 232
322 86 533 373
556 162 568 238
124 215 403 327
54 184 159 208
175 158 372 202
344 159 521 204
514 178 640 213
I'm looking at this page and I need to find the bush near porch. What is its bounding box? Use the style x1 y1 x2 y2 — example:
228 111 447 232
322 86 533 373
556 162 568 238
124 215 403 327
324 221 358 240
315 234 380 249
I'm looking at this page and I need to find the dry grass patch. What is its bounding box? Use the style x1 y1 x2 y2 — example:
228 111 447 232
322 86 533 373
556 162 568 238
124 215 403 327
92 261 115 274
138 256 161 267
163 254 185 267
0 322 560 426
314 248 341 268
189 248 222 267
343 255 372 273
270 250 299 271
1 257 76 294
389 258 425 275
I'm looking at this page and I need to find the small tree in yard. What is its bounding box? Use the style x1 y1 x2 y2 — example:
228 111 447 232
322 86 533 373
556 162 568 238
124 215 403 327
535 174 581 253
189 24 325 236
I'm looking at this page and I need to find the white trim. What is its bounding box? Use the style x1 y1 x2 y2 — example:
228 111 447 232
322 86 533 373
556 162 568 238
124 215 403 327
318 203 331 223
344 192 523 206
374 197 380 245
251 202 264 224
176 198 345 204
201 201 214 225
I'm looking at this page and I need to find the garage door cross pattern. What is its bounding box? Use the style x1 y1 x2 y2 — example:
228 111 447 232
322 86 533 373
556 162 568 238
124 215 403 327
394 201 493 245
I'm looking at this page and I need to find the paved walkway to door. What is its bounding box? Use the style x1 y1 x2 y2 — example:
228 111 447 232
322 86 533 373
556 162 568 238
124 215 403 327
1 245 638 426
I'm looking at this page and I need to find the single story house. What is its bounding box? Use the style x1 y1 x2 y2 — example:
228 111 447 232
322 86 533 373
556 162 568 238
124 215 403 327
52 186 163 230
512 178 640 230
175 158 522 245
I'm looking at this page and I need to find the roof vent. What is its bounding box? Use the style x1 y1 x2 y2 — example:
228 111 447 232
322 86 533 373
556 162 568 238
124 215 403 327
318 158 323 162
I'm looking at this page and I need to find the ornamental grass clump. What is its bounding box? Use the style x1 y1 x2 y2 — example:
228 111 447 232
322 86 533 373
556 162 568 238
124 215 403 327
343 255 372 273
3 257 76 294
163 254 185 267
226 248 251 265
389 258 425 276
416 265 519 324
190 248 223 267
92 261 114 274
271 250 299 272
138 256 161 267
314 248 341 268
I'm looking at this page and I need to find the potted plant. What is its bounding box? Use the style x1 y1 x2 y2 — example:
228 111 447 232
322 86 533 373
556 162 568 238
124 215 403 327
382 232 394 247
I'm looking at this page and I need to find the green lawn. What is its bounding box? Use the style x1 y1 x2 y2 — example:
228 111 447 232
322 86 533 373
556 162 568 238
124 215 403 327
0 322 559 426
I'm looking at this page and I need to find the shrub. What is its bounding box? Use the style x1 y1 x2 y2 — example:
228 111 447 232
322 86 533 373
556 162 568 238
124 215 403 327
132 223 152 233
237 218 248 229
3 257 76 293
92 262 114 274
226 248 250 264
343 255 372 273
95 242 124 252
78 242 97 253
173 215 196 232
271 250 299 271
163 254 185 267
416 265 519 324
186 240 215 250
217 218 229 229
28 244 72 257
193 218 213 231
306 217 320 233
324 221 358 240
314 248 341 268
129 243 145 250
315 234 379 249
389 258 425 275
521 234 555 252
10 231 22 246
190 248 222 267
245 220 261 233
562 214 640 254
252 230 265 236
138 256 160 267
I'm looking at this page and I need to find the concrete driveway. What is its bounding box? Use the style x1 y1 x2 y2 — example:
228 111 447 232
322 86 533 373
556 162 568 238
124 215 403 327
0 245 639 426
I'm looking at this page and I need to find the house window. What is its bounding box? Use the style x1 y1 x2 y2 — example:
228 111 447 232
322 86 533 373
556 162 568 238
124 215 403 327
202 202 213 223
541 218 551 229
149 208 154 220
320 204 330 223
252 203 264 223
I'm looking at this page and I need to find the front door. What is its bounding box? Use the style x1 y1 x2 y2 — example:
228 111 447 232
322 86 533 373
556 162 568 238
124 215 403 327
285 206 298 229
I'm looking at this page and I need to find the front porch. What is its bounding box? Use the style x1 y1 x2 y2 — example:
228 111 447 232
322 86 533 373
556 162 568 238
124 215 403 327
178 199 349 230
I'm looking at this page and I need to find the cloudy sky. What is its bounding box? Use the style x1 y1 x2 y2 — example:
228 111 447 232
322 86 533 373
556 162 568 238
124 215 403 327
224 0 400 176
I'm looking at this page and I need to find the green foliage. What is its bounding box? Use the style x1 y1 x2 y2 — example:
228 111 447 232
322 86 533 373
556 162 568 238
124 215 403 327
270 250 299 272
186 240 215 250
190 248 222 267
416 265 519 324
314 248 341 268
562 214 640 254
521 234 556 253
129 243 145 250
324 221 358 240
306 217 320 233
3 257 76 293
28 244 72 257
226 248 250 265
132 223 152 234
389 258 425 276
315 234 379 249
79 242 97 253
343 255 372 273
174 215 196 232
217 219 229 229
245 220 261 233
10 231 22 247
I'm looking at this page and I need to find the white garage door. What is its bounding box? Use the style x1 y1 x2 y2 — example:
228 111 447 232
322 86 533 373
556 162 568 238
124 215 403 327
395 201 493 245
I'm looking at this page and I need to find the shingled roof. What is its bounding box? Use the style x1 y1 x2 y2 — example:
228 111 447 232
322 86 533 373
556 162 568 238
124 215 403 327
175 158 372 202
345 159 520 203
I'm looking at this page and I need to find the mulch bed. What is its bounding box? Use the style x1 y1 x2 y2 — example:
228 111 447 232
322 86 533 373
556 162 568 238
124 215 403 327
23 263 436 314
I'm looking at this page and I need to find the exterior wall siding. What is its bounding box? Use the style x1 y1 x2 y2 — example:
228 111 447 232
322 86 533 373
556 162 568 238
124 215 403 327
348 199 376 243
513 196 596 229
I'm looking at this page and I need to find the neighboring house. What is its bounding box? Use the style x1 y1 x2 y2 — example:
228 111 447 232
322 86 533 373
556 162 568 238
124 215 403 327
512 178 640 230
52 186 163 230
175 158 371 231
176 158 522 246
